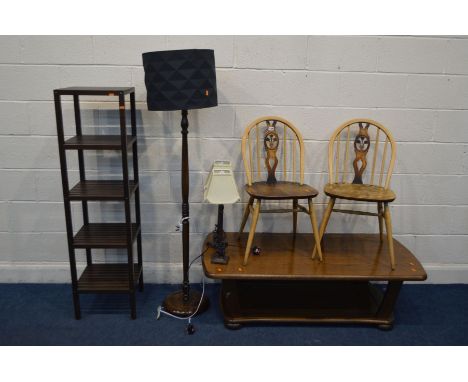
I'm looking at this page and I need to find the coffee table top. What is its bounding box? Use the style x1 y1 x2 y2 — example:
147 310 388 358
203 233 427 282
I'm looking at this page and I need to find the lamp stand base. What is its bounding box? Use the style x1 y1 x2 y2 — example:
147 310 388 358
211 253 229 265
162 289 209 317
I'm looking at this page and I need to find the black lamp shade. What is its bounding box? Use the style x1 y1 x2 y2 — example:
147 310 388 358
142 49 218 111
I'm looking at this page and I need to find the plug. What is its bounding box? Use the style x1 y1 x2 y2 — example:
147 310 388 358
186 323 195 335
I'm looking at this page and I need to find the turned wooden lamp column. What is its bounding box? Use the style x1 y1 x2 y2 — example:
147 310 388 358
143 49 218 316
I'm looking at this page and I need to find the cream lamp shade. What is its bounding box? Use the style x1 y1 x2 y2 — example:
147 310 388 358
204 161 240 205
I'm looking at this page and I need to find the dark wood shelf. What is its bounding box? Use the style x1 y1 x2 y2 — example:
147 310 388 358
73 223 140 248
55 87 135 96
56 86 143 319
64 135 136 150
77 263 142 293
69 180 138 201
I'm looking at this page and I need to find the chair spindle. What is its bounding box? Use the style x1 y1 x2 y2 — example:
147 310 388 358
379 137 388 187
370 128 380 185
342 125 351 183
283 124 287 180
256 124 261 180
292 135 296 182
248 131 253 183
335 132 341 183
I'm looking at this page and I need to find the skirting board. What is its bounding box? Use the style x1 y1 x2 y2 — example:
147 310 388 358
0 262 467 284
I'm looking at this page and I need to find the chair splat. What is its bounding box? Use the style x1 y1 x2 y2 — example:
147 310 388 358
352 122 371 184
264 121 279 184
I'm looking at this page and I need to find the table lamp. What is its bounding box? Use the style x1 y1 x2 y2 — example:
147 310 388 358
204 161 240 264
143 49 218 317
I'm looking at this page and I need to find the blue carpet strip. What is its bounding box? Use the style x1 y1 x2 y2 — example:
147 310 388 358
0 284 467 345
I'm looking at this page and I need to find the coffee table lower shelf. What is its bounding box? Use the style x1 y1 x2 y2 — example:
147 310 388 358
203 233 427 330
221 279 400 330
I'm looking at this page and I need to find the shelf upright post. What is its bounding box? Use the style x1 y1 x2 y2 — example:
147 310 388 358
73 94 92 265
119 92 136 319
54 91 81 319
130 92 144 292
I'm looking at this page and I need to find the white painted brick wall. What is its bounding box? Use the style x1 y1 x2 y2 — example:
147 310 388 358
0 36 22 63
0 35 467 283
446 39 468 75
22 36 94 65
307 36 379 72
377 37 447 74
235 36 308 69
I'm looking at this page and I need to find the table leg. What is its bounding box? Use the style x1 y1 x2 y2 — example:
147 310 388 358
376 280 403 330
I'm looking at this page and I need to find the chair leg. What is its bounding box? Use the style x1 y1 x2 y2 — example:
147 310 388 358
383 202 396 270
238 196 254 237
312 197 335 259
293 199 298 236
308 198 323 261
243 199 261 266
377 202 384 242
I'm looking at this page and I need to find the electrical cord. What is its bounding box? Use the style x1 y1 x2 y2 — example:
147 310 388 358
188 246 209 270
156 246 209 335
156 273 205 334
156 240 248 334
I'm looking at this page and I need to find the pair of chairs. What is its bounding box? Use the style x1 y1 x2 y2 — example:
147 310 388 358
238 117 397 270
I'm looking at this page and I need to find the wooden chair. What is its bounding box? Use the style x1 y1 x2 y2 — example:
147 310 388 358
239 116 322 265
313 118 397 269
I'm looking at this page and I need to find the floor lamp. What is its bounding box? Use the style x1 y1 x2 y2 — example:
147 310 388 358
143 49 218 316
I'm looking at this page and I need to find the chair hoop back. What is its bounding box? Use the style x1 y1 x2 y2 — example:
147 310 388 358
328 118 396 189
241 116 305 186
